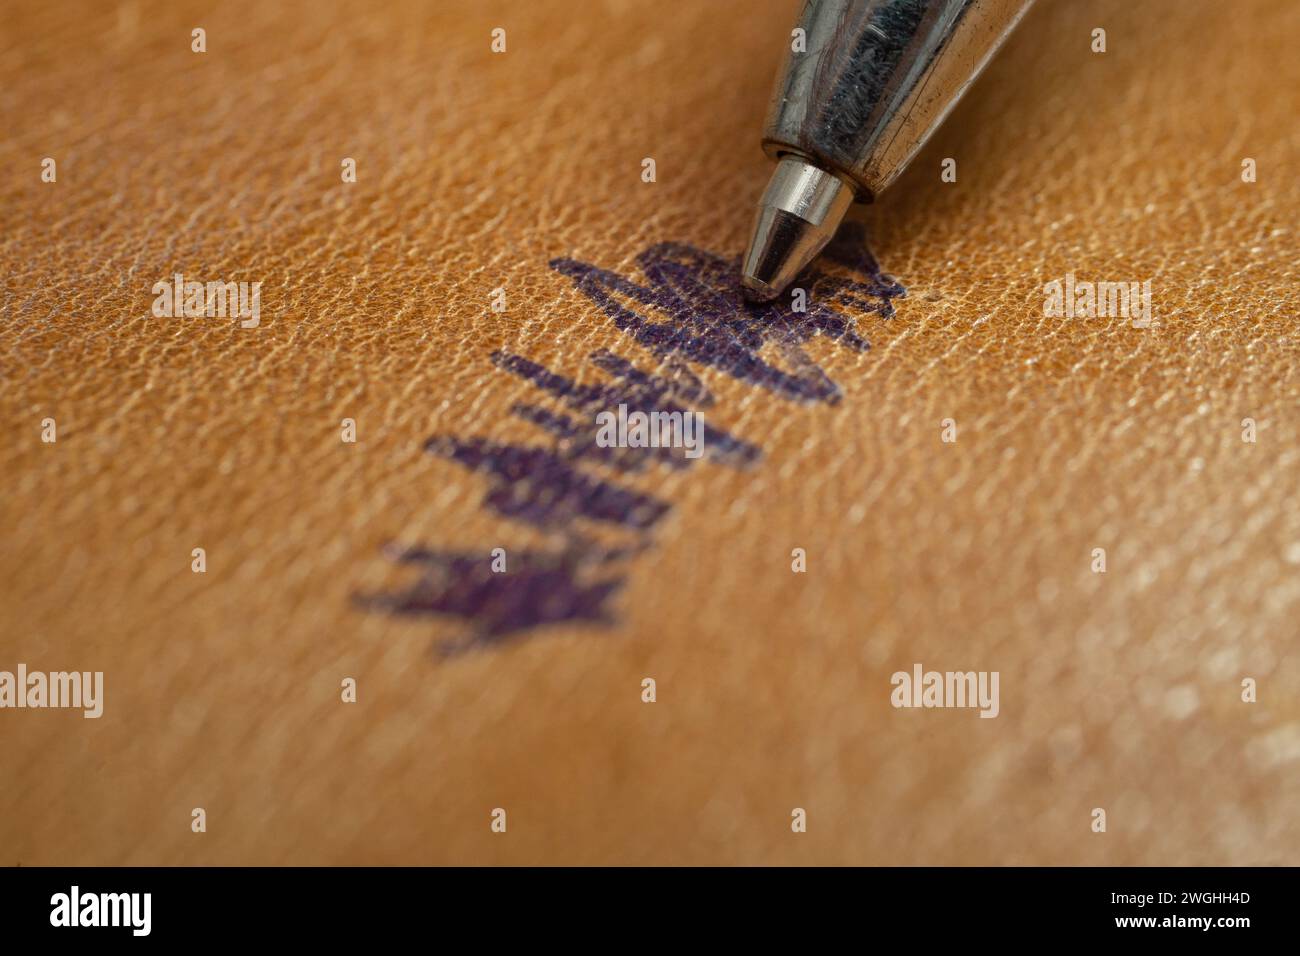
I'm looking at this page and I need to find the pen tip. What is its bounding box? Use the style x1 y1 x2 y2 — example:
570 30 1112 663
740 274 780 303
740 156 855 303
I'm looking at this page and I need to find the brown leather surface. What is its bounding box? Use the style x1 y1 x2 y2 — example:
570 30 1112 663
2 0 1297 865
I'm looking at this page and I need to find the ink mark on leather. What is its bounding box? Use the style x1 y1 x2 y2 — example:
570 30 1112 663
359 223 903 650
424 435 673 530
551 222 903 404
354 543 628 653
491 350 761 468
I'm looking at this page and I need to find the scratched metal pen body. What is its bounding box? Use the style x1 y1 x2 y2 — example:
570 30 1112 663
741 0 1035 301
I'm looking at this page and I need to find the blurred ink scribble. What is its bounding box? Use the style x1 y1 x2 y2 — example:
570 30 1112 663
354 543 630 654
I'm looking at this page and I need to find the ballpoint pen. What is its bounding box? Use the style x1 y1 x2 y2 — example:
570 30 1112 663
741 0 1035 301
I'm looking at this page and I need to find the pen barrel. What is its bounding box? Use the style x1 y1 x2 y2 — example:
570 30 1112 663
763 0 1035 199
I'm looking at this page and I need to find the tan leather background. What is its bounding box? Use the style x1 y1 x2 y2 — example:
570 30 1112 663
2 0 1297 865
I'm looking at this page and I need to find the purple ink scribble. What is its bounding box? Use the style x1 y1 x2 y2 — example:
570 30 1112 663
550 222 904 404
354 543 627 652
358 223 905 651
492 350 760 468
425 434 672 530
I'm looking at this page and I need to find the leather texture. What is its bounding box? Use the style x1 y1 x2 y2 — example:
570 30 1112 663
2 0 1297 865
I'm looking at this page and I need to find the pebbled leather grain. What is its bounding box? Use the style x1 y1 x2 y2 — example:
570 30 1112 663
1 0 1297 864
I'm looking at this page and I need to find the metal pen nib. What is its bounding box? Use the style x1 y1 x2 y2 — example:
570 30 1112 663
741 156 854 302
741 0 1035 301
